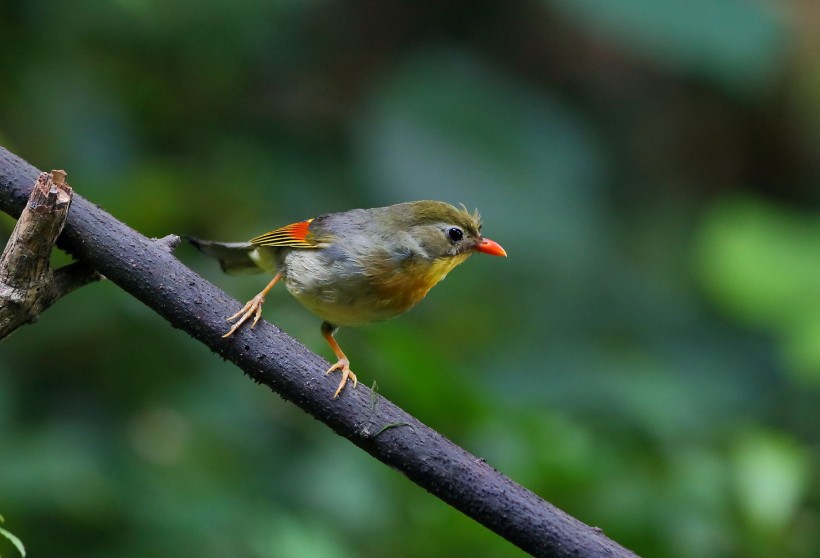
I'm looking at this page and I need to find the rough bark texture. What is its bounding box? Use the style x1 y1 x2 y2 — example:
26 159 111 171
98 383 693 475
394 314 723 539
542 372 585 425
0 170 99 338
0 146 638 558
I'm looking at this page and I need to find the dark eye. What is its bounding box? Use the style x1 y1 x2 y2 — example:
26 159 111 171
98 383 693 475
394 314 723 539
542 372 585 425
447 227 463 242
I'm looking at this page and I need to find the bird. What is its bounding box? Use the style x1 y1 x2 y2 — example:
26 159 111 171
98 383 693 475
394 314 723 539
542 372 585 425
188 200 506 398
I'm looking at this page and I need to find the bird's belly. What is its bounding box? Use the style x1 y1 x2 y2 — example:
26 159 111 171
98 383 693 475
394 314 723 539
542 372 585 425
294 295 403 327
281 250 454 327
286 275 424 327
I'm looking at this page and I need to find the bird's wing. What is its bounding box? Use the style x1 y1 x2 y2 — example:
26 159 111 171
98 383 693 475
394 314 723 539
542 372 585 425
250 219 320 248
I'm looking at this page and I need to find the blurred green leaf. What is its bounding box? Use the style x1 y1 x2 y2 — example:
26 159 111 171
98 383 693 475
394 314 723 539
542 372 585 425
695 196 820 383
247 514 354 558
733 430 809 536
0 515 26 558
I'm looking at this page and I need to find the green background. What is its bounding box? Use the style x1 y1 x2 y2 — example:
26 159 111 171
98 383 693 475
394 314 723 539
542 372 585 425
1 1 818 557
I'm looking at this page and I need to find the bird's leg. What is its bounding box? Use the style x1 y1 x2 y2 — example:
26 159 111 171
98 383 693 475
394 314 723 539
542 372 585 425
223 272 283 338
321 321 357 398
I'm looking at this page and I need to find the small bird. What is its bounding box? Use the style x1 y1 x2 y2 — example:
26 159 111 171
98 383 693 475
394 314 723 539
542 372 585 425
189 200 506 398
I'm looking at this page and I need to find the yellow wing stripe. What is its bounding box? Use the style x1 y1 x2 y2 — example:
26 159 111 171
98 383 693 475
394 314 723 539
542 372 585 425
250 219 318 248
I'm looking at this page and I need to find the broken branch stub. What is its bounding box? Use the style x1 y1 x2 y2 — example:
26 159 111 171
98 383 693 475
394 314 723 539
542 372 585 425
0 171 99 338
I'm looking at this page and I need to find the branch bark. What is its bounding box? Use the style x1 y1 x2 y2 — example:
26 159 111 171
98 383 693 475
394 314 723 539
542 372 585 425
0 146 638 558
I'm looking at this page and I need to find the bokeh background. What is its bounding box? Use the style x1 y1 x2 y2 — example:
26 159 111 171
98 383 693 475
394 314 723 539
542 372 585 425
1 1 819 557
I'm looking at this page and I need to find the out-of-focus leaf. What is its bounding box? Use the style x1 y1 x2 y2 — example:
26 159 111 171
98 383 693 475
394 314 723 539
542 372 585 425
733 430 809 535
247 514 355 558
0 524 26 558
695 196 820 383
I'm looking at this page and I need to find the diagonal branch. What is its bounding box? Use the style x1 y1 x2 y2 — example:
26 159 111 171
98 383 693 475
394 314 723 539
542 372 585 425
0 146 637 558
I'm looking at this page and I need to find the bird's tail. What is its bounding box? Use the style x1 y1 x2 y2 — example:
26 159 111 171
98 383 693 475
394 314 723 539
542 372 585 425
185 236 262 275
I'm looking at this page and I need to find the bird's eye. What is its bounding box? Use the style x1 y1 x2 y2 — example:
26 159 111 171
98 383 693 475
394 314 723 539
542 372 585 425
447 227 463 242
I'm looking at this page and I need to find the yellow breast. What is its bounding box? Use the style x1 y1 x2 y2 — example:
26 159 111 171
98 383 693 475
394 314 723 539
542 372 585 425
370 253 471 315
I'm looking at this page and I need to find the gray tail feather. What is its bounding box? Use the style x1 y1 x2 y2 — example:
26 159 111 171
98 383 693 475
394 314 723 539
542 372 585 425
185 236 262 275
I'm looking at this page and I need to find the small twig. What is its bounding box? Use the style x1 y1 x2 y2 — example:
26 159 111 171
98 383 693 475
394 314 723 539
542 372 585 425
154 234 181 252
0 171 101 339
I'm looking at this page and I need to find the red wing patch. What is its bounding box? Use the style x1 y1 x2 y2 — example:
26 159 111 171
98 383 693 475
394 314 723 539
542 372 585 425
250 219 318 248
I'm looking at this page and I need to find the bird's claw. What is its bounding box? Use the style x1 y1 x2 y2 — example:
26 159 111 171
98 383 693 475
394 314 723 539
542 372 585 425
326 358 357 399
222 295 265 338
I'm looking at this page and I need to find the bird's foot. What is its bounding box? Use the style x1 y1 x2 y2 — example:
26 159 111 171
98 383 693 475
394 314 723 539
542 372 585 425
222 294 265 338
326 358 357 399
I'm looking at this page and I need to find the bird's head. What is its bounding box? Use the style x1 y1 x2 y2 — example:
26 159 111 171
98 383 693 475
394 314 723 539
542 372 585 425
393 200 507 260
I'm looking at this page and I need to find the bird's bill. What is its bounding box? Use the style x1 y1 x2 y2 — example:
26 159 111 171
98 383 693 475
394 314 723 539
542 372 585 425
474 238 507 257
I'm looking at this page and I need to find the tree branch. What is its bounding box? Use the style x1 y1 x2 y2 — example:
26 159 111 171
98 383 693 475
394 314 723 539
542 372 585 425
0 170 100 338
0 146 637 558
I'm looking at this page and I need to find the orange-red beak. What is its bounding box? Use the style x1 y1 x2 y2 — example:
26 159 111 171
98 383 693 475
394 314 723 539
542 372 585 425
474 237 507 257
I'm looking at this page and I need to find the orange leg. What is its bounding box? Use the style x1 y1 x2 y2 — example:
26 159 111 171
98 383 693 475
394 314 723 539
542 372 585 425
223 272 283 338
321 321 357 398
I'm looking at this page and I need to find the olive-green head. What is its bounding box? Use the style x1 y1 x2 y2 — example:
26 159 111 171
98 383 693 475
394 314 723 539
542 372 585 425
383 200 506 259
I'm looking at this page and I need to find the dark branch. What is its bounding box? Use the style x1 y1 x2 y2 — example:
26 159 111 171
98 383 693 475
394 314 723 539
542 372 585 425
0 147 637 558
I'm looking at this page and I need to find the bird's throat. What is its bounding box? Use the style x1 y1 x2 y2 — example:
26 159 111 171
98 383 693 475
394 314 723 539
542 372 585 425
372 253 470 314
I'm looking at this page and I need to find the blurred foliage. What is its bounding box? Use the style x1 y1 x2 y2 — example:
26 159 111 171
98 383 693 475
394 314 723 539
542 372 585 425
697 197 820 383
1 1 819 557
